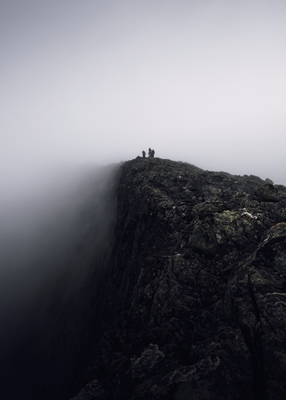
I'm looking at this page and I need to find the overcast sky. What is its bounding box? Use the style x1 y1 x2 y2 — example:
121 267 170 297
1 0 286 186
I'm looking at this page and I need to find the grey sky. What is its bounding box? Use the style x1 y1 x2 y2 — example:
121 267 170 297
1 0 286 186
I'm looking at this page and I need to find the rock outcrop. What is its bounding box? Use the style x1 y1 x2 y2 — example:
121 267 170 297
70 157 286 400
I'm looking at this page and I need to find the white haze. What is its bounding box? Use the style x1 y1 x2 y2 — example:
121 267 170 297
0 162 119 338
0 0 285 288
0 159 119 398
1 0 286 189
0 0 285 298
0 2 285 390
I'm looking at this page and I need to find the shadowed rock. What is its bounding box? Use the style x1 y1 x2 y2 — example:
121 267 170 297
2 157 285 399
69 157 286 400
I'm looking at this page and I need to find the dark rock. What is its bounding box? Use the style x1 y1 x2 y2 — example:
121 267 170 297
71 380 106 400
69 158 286 400
4 157 286 400
257 184 279 202
62 157 286 399
5 158 286 399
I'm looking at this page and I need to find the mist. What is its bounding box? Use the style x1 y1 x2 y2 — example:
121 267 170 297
0 2 285 396
0 161 120 399
1 0 286 184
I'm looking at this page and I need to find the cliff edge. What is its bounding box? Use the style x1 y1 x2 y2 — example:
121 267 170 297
71 157 286 400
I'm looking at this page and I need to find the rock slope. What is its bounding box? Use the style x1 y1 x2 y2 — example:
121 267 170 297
71 157 286 400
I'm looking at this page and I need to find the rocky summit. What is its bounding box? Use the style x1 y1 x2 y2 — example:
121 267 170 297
69 157 286 400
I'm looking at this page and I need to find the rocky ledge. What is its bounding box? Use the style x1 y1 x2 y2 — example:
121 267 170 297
71 157 286 400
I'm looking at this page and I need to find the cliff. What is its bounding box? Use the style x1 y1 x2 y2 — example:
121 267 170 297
70 157 286 400
2 157 286 400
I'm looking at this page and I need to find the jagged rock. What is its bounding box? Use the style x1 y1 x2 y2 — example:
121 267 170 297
70 158 286 400
257 184 279 202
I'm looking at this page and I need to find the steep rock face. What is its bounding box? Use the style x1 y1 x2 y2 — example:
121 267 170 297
71 157 286 400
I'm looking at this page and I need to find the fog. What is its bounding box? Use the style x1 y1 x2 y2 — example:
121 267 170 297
1 0 286 185
0 162 119 398
0 2 286 396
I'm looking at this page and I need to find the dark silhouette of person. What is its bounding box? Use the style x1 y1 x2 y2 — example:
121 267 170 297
142 150 146 158
148 148 155 158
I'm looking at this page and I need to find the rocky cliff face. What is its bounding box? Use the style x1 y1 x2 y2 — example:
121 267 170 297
71 157 286 400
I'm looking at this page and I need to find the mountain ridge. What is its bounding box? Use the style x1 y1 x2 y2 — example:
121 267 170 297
68 156 286 400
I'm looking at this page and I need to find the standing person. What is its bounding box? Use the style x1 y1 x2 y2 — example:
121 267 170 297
142 150 146 158
148 148 152 157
